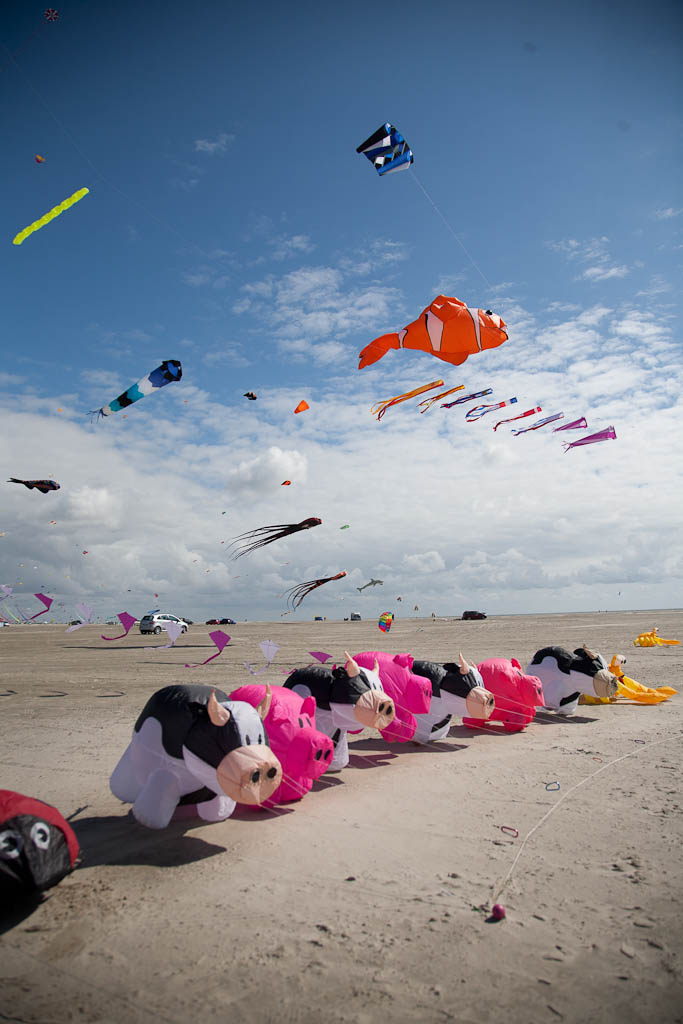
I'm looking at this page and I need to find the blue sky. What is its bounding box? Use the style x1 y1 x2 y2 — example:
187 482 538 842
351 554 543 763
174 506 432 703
1 0 682 623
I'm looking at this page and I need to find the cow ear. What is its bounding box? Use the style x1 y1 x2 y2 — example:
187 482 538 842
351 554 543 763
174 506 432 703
301 695 316 717
373 658 380 676
256 683 273 721
208 690 231 726
458 651 472 675
344 652 359 677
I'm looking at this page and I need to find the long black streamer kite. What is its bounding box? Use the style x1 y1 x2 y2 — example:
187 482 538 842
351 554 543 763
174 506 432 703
228 518 322 560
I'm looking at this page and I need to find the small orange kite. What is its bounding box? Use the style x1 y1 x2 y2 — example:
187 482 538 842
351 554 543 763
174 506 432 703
294 400 309 414
281 480 292 486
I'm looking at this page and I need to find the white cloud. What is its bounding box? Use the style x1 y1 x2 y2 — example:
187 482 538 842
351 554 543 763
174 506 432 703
402 551 446 573
202 344 250 368
548 236 631 283
582 264 629 281
654 207 682 220
636 274 672 298
234 263 403 360
193 132 235 154
270 234 316 261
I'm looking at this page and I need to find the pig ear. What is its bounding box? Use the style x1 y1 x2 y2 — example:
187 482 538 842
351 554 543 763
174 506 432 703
256 683 273 721
458 651 472 675
344 651 359 677
301 695 316 717
510 658 522 669
208 690 231 727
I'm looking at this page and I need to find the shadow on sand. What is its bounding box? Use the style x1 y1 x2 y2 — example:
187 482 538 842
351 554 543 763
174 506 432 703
71 813 229 870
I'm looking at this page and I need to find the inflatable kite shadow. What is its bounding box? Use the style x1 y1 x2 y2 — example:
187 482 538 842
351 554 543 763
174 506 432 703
70 814 228 869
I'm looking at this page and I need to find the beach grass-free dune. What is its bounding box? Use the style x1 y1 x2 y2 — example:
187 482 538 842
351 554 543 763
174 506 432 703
1 609 682 1023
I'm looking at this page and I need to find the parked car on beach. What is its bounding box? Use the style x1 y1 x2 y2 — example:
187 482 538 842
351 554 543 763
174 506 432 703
206 617 236 625
139 613 190 635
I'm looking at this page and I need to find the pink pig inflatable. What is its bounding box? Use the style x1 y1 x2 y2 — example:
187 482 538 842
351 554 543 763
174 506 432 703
464 658 544 732
230 684 333 806
353 651 432 742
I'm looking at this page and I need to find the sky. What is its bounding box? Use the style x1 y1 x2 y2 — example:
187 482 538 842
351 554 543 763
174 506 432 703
1 0 682 624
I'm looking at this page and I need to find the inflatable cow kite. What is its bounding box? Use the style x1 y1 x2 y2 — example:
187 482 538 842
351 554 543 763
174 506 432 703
110 685 282 828
229 684 334 805
468 658 544 732
284 652 395 770
0 789 79 896
353 651 432 743
411 653 495 743
526 645 617 716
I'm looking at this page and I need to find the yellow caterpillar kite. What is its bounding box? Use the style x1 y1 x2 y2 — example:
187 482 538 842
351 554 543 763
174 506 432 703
12 187 89 245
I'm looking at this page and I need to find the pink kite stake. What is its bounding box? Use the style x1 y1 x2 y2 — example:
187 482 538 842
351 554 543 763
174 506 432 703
101 612 137 641
29 593 53 619
185 630 230 668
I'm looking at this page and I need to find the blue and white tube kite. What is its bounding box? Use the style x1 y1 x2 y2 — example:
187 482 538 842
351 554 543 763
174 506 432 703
91 360 182 420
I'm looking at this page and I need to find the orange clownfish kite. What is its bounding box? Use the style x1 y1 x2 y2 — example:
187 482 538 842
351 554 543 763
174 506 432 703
358 295 508 370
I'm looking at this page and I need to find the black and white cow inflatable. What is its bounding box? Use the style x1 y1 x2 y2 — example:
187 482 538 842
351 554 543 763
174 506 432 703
110 684 282 828
284 652 395 770
411 653 495 743
526 645 618 716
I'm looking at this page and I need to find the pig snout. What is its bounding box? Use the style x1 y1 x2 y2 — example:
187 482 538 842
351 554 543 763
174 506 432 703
217 744 282 804
353 689 396 730
465 686 495 720
291 729 334 778
593 669 618 700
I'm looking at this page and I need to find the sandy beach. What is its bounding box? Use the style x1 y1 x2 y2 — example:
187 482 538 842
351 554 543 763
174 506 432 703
1 609 682 1023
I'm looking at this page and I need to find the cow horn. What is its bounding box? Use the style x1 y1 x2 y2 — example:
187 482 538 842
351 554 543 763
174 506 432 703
256 683 273 721
582 643 597 660
208 689 231 727
458 651 471 674
373 657 380 676
344 651 359 677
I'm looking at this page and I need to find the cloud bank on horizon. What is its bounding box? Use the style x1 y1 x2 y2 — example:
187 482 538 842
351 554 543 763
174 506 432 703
1 0 681 621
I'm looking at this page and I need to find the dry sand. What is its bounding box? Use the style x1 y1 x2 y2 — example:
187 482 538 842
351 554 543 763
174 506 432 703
1 610 682 1024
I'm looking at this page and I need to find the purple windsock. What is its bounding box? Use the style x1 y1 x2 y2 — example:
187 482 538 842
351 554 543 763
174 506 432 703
563 426 616 452
554 417 588 432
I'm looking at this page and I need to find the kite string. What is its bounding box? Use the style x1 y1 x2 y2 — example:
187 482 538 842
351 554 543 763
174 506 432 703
409 168 494 292
491 732 677 904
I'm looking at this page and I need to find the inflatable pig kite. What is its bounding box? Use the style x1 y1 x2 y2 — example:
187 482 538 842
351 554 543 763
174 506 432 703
110 684 282 828
229 684 334 806
411 653 495 743
526 645 617 716
353 651 432 743
284 652 395 770
466 658 544 732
